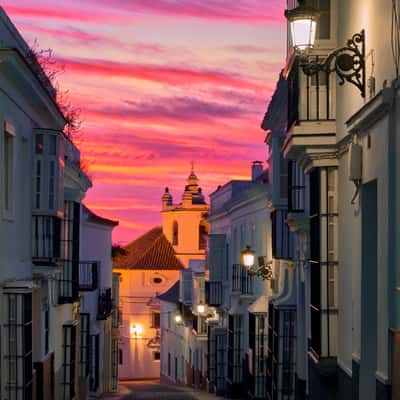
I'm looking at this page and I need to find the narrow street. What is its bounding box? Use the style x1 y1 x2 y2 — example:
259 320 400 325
102 380 226 400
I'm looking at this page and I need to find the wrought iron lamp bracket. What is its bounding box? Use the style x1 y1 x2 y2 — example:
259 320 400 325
299 30 366 97
248 264 273 280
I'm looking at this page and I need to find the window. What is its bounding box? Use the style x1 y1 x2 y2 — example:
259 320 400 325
315 0 331 40
4 292 33 399
168 353 171 376
267 304 296 400
154 351 160 361
35 133 43 153
35 160 41 209
90 334 99 392
249 313 267 398
111 339 118 391
172 221 178 245
3 128 14 213
59 202 80 303
48 134 57 155
49 161 55 209
168 311 171 329
288 161 306 212
62 323 77 400
119 349 123 365
228 315 243 384
153 277 163 284
152 312 160 329
79 314 90 378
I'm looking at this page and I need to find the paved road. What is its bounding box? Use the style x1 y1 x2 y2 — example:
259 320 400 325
101 379 225 400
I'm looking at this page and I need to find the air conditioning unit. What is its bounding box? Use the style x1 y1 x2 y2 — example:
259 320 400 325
348 143 362 182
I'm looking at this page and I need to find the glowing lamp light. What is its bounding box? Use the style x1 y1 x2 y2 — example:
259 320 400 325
174 314 182 324
130 323 143 337
197 303 206 314
240 245 256 269
285 1 319 50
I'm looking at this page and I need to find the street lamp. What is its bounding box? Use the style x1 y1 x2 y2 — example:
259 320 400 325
174 313 182 324
285 0 366 97
240 245 256 268
196 302 206 314
285 1 318 50
240 246 273 280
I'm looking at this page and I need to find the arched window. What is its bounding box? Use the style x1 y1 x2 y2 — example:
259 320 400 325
172 221 178 245
199 222 208 250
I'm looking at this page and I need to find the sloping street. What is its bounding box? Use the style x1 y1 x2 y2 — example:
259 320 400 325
102 380 226 400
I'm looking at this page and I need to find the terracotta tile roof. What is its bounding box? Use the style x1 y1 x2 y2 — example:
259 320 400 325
113 227 184 270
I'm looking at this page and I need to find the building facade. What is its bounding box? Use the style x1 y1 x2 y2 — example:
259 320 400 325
262 1 400 399
114 227 183 380
205 162 271 399
0 7 119 400
158 170 210 388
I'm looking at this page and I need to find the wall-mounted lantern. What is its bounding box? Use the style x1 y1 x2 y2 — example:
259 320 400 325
285 0 366 97
130 323 143 338
241 246 273 281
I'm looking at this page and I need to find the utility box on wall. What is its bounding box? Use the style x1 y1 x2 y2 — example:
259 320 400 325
348 142 362 182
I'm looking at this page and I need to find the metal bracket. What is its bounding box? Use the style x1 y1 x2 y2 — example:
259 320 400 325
300 30 366 97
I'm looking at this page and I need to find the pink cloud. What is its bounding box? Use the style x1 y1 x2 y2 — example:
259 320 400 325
90 0 286 23
56 55 266 90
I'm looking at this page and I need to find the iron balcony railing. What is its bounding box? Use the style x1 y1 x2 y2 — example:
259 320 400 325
97 288 113 320
205 281 223 306
287 58 336 128
232 264 254 295
78 261 98 291
58 259 79 304
32 215 61 264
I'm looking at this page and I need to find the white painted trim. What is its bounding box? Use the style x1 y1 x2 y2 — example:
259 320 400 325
3 120 15 136
375 370 390 385
337 358 352 377
352 353 361 363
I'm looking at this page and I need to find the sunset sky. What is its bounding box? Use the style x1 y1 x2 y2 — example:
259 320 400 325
4 0 286 244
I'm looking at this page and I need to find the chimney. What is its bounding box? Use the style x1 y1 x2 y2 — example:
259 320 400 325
251 161 263 181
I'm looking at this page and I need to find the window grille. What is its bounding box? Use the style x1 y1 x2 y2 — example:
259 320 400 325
62 323 77 400
248 313 267 398
228 315 243 384
89 334 99 392
111 339 119 391
4 292 33 400
79 314 90 378
266 304 296 400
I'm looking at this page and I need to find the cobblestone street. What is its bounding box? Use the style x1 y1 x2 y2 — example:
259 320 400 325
102 380 227 400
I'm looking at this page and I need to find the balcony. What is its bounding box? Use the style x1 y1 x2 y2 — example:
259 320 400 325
205 281 223 306
57 259 79 304
32 215 61 265
97 288 113 320
232 264 254 296
78 261 98 291
284 58 337 170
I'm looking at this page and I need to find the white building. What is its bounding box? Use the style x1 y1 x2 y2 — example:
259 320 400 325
262 1 400 399
206 162 271 399
0 7 119 400
80 206 119 397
